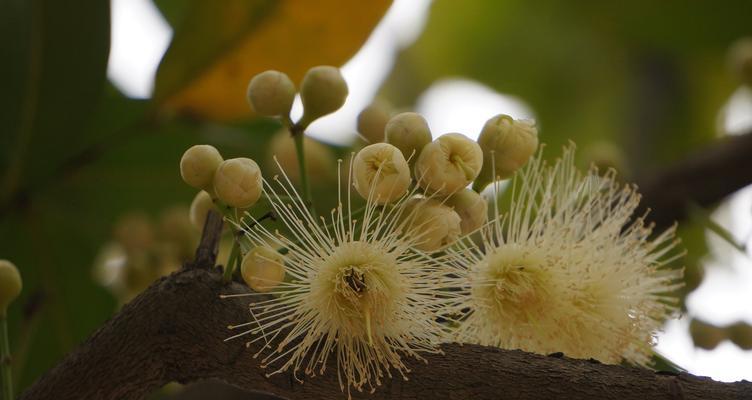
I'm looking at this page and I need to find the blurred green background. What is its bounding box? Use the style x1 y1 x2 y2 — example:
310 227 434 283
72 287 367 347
1 0 751 395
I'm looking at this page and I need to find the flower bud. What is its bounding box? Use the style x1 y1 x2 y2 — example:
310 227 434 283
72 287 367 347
180 145 223 190
385 112 432 165
299 66 348 126
729 37 752 86
476 115 538 189
189 191 218 231
415 133 483 196
356 100 391 144
727 322 752 350
0 260 22 315
246 70 296 117
403 198 462 252
690 319 726 350
445 188 488 234
353 143 411 204
241 246 286 292
267 128 335 184
214 158 263 209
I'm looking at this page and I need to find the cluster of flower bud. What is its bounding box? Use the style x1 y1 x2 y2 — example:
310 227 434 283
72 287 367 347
371 111 538 194
346 112 538 250
393 190 486 252
247 66 349 128
180 144 263 211
180 144 288 293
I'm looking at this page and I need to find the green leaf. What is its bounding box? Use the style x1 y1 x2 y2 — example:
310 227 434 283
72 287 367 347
0 0 111 206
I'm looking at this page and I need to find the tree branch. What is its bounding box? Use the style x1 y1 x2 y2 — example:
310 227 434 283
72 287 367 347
639 130 752 230
19 209 752 399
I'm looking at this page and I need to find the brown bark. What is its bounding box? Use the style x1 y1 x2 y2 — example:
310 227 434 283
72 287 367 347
638 130 752 230
19 212 752 400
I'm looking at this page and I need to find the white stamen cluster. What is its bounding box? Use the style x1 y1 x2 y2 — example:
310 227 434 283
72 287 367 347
224 162 455 395
443 147 683 365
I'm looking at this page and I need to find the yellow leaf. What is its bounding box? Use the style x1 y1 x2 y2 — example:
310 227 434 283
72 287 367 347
156 0 391 121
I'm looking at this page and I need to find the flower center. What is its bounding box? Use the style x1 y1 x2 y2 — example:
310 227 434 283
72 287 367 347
311 241 404 343
343 267 367 294
473 246 551 324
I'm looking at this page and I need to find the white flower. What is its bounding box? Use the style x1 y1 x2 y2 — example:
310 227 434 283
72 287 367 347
223 160 453 395
445 146 683 366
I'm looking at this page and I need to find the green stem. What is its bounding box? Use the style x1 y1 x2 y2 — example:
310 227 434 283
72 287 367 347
292 128 313 208
283 117 314 215
1 315 13 400
223 241 240 283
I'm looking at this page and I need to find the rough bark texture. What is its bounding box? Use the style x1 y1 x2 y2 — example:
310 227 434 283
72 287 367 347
19 212 752 400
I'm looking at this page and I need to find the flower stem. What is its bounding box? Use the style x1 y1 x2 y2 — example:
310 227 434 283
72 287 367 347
284 117 314 214
223 241 240 283
1 315 13 400
292 129 313 206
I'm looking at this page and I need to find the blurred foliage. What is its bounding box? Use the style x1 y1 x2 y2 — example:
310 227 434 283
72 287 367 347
154 0 391 120
382 0 751 174
0 0 750 395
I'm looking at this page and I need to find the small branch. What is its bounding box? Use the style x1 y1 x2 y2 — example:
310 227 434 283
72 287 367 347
639 130 752 230
186 210 223 271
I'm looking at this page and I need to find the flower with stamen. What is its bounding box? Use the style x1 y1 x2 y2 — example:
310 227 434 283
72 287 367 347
444 146 683 366
223 160 453 395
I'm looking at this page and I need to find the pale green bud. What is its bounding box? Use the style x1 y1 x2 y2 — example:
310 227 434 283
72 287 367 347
0 260 22 316
180 145 224 190
415 133 483 196
403 198 462 252
385 112 432 165
246 70 296 117
444 188 488 234
241 246 286 292
214 158 263 209
299 66 348 126
353 143 411 204
476 115 538 189
356 100 391 144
